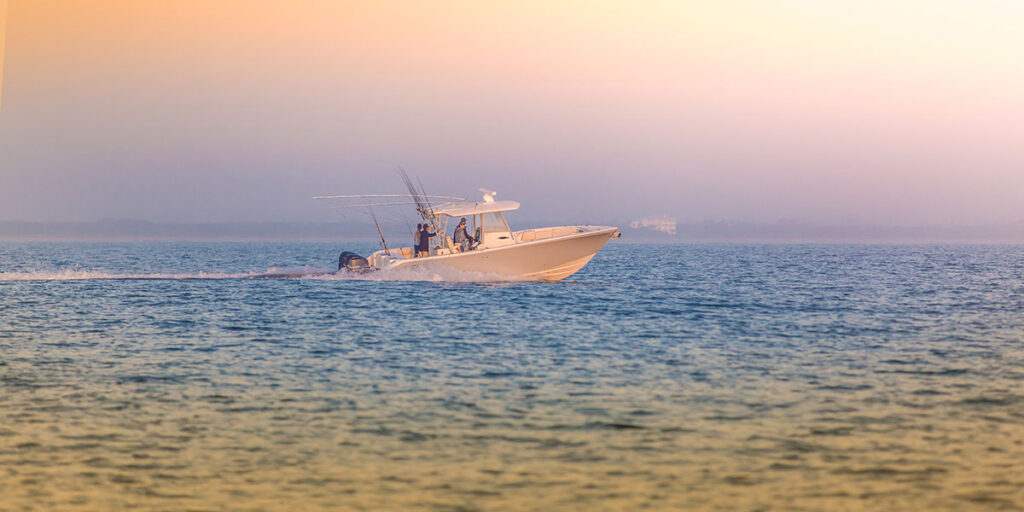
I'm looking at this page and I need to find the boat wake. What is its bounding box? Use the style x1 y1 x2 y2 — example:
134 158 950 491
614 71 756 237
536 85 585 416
0 267 326 282
0 267 530 283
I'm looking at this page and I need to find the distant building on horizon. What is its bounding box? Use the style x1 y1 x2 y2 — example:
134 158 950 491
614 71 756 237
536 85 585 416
630 215 677 235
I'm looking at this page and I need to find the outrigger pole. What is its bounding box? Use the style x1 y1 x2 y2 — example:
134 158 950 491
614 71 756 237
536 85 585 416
312 194 464 200
328 201 424 209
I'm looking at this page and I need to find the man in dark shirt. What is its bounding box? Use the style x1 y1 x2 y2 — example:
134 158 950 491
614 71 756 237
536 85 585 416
417 224 435 257
453 218 475 252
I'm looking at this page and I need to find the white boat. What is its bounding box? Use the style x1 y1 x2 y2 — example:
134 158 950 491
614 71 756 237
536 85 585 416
319 187 620 282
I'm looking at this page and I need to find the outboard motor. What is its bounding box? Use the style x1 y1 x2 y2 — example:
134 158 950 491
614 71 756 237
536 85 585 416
338 251 369 272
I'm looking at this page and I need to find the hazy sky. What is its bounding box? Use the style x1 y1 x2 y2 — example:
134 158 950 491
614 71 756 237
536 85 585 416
1 0 1022 225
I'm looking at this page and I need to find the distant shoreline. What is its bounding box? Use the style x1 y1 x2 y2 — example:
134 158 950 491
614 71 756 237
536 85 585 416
2 220 1024 244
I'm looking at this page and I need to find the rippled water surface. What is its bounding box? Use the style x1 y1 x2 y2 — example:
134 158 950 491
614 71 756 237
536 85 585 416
2 242 1023 511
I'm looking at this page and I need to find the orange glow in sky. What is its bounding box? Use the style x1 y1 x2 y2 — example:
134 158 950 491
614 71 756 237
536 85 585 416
1 0 1023 225
0 0 8 110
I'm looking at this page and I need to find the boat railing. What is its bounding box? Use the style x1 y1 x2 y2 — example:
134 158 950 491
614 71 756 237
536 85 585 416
513 226 583 243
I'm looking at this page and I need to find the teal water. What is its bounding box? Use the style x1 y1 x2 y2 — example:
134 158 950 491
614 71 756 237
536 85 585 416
1 242 1023 511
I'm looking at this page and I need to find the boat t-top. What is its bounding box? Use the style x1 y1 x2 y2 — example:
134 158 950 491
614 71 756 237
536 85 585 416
315 175 620 281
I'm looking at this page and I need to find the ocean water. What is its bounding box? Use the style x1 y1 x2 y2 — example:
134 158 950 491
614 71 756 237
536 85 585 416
1 241 1023 511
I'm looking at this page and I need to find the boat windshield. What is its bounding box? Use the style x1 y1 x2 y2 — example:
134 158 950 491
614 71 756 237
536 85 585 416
481 212 510 233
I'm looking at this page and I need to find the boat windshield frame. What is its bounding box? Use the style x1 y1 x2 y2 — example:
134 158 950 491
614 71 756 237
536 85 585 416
478 212 511 234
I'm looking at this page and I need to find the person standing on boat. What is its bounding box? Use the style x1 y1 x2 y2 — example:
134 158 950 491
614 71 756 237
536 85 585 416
453 218 475 252
413 223 422 257
417 224 435 257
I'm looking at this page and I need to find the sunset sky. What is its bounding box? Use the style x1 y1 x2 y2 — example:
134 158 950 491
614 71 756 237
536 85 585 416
1 0 1022 225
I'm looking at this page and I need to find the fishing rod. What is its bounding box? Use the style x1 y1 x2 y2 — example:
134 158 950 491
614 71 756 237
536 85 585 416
417 177 455 252
399 208 414 238
368 206 390 256
398 168 460 254
399 167 438 235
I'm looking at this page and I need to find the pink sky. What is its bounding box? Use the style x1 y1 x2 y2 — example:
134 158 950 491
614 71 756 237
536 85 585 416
1 0 1022 226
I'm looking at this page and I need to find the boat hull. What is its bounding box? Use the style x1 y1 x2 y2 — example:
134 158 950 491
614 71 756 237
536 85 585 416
381 226 618 281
